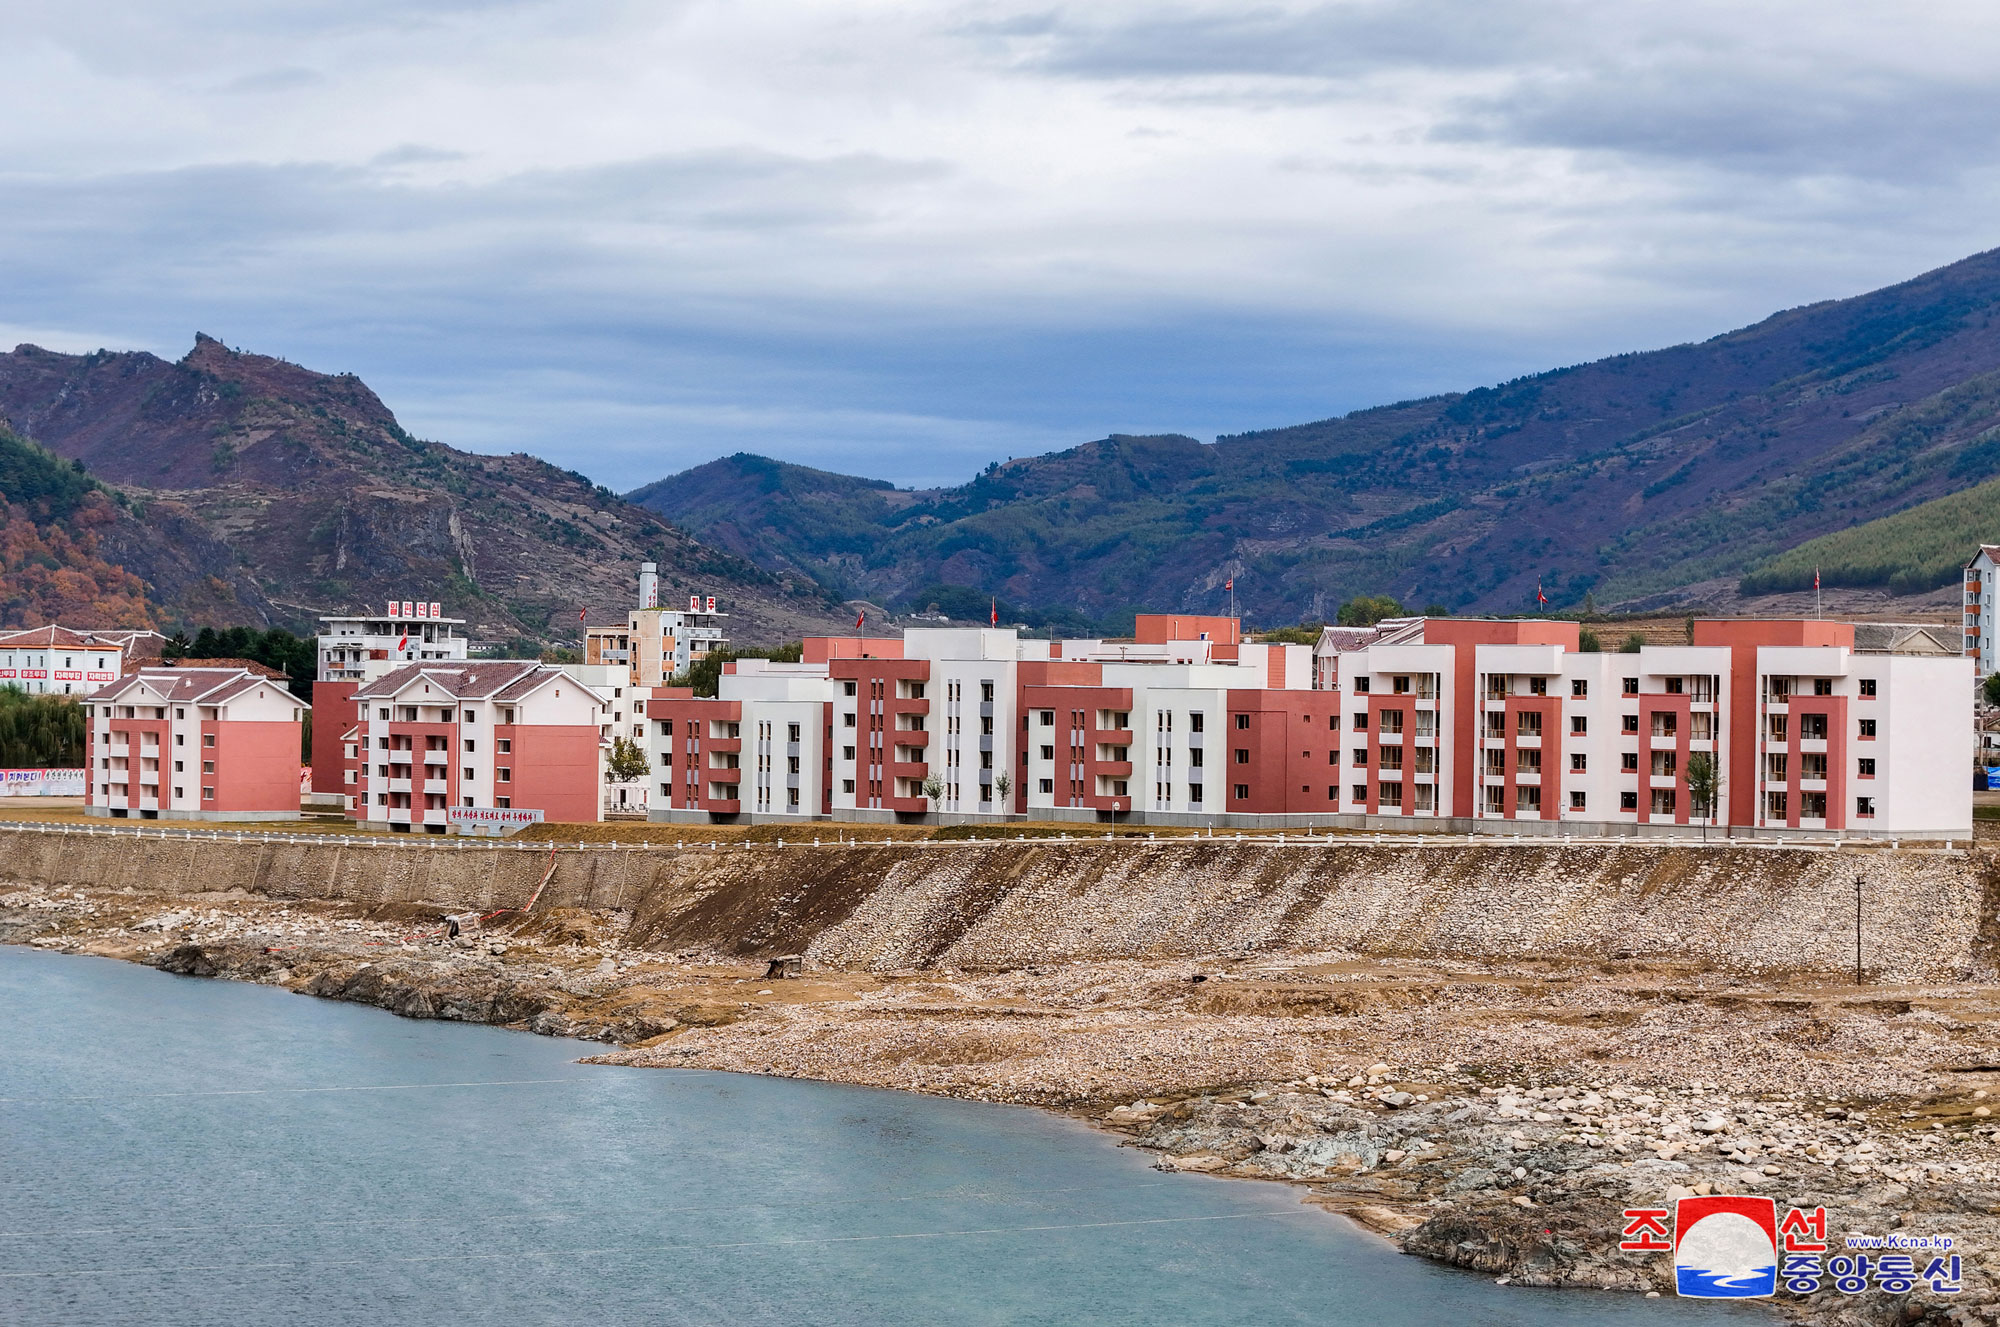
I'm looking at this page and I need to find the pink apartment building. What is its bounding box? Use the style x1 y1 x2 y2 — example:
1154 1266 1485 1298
85 666 307 821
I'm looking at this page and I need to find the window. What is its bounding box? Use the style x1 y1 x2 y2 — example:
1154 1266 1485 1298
1858 719 1877 739
1379 782 1404 807
1484 749 1506 776
1859 678 1877 698
1380 746 1404 772
1353 711 1369 732
843 713 857 728
1571 679 1588 699
173 785 183 799
1665 677 1683 695
1621 751 1639 772
1353 677 1370 693
1858 757 1875 778
1234 713 1250 730
1621 714 1639 734
1379 709 1404 735
1808 678 1831 696
1569 790 1587 811
1233 748 1249 764
1039 710 1055 727
1327 714 1340 731
1766 790 1788 820
498 767 511 782
463 709 476 722
463 766 475 781
1650 789 1676 815
1621 677 1638 697
1516 711 1542 737
1766 753 1788 780
497 738 511 754
201 760 215 774
1527 677 1547 697
1651 751 1677 777
1353 747 1370 767
1188 783 1204 803
1650 712 1677 737
1392 675 1411 694
1570 715 1587 735
1484 786 1505 813
379 708 390 720
1233 784 1249 800
1620 791 1638 811
496 797 511 809
1856 796 1875 818
1800 791 1827 819
1188 748 1203 767
1038 778 1054 794
1570 752 1587 772
1799 714 1828 741
1517 785 1541 811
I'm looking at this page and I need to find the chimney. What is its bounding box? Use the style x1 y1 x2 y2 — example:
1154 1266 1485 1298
638 562 659 609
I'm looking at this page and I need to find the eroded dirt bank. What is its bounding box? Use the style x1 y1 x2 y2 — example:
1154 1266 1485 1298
6 832 2000 1324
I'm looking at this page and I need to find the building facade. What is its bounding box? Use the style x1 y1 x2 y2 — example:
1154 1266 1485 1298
648 615 1968 839
341 661 605 832
311 601 471 797
585 563 731 687
0 626 163 696
1967 546 2000 678
84 666 307 820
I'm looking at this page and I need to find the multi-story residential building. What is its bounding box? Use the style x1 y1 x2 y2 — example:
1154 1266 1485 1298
648 614 1968 838
0 625 163 696
311 601 471 798
1966 546 2000 677
84 666 307 820
585 563 731 687
341 662 605 833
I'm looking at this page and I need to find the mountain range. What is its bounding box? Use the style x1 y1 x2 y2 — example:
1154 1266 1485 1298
631 248 2000 625
0 336 844 642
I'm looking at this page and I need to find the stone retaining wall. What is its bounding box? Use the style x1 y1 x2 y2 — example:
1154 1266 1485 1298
3 829 1989 981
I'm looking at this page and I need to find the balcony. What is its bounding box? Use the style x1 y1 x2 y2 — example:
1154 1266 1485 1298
892 728 930 748
389 778 412 794
1094 727 1134 746
1799 738 1828 754
1514 733 1540 749
1799 778 1827 793
424 750 448 766
424 778 448 795
1096 760 1135 778
1651 735 1678 750
387 749 413 765
422 809 449 826
705 737 742 755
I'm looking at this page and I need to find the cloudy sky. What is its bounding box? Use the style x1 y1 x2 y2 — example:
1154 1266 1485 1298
8 1 2000 490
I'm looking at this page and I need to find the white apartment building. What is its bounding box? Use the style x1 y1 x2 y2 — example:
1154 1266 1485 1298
1966 546 2000 678
316 602 469 683
0 626 160 696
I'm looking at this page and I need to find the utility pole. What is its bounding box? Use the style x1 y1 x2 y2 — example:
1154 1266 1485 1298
1854 874 1863 986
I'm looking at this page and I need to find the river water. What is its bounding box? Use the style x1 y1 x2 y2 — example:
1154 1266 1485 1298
0 947 1744 1325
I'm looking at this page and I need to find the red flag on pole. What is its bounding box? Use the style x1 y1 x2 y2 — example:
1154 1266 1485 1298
855 609 865 630
1815 568 1821 591
578 607 586 623
1225 577 1233 591
1537 581 1548 606
397 633 408 654
990 598 997 626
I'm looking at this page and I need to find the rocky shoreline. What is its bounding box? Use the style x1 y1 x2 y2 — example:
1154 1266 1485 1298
7 882 2000 1324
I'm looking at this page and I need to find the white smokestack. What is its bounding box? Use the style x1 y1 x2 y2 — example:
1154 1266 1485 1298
638 562 659 609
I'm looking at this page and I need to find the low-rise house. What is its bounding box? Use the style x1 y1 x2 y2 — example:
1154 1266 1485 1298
85 666 306 820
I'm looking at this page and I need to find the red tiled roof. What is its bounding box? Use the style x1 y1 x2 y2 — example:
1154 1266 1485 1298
90 666 308 709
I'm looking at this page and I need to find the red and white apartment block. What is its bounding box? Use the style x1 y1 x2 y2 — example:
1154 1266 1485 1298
647 614 1969 839
0 625 164 696
340 661 606 833
84 666 307 820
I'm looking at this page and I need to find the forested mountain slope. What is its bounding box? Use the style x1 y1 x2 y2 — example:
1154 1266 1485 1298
634 248 2000 623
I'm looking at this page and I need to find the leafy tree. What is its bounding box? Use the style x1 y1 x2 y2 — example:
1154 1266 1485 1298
1618 633 1647 654
1577 628 1603 653
1683 751 1719 840
0 686 85 766
1984 673 2000 708
1336 595 1405 627
921 772 945 822
162 631 192 662
180 625 315 701
993 770 1011 806
1421 603 1450 617
669 644 805 698
606 736 650 783
1255 623 1323 645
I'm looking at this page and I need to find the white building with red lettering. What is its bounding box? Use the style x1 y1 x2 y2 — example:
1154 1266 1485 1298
311 599 470 799
0 625 162 696
84 666 307 820
342 661 605 832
